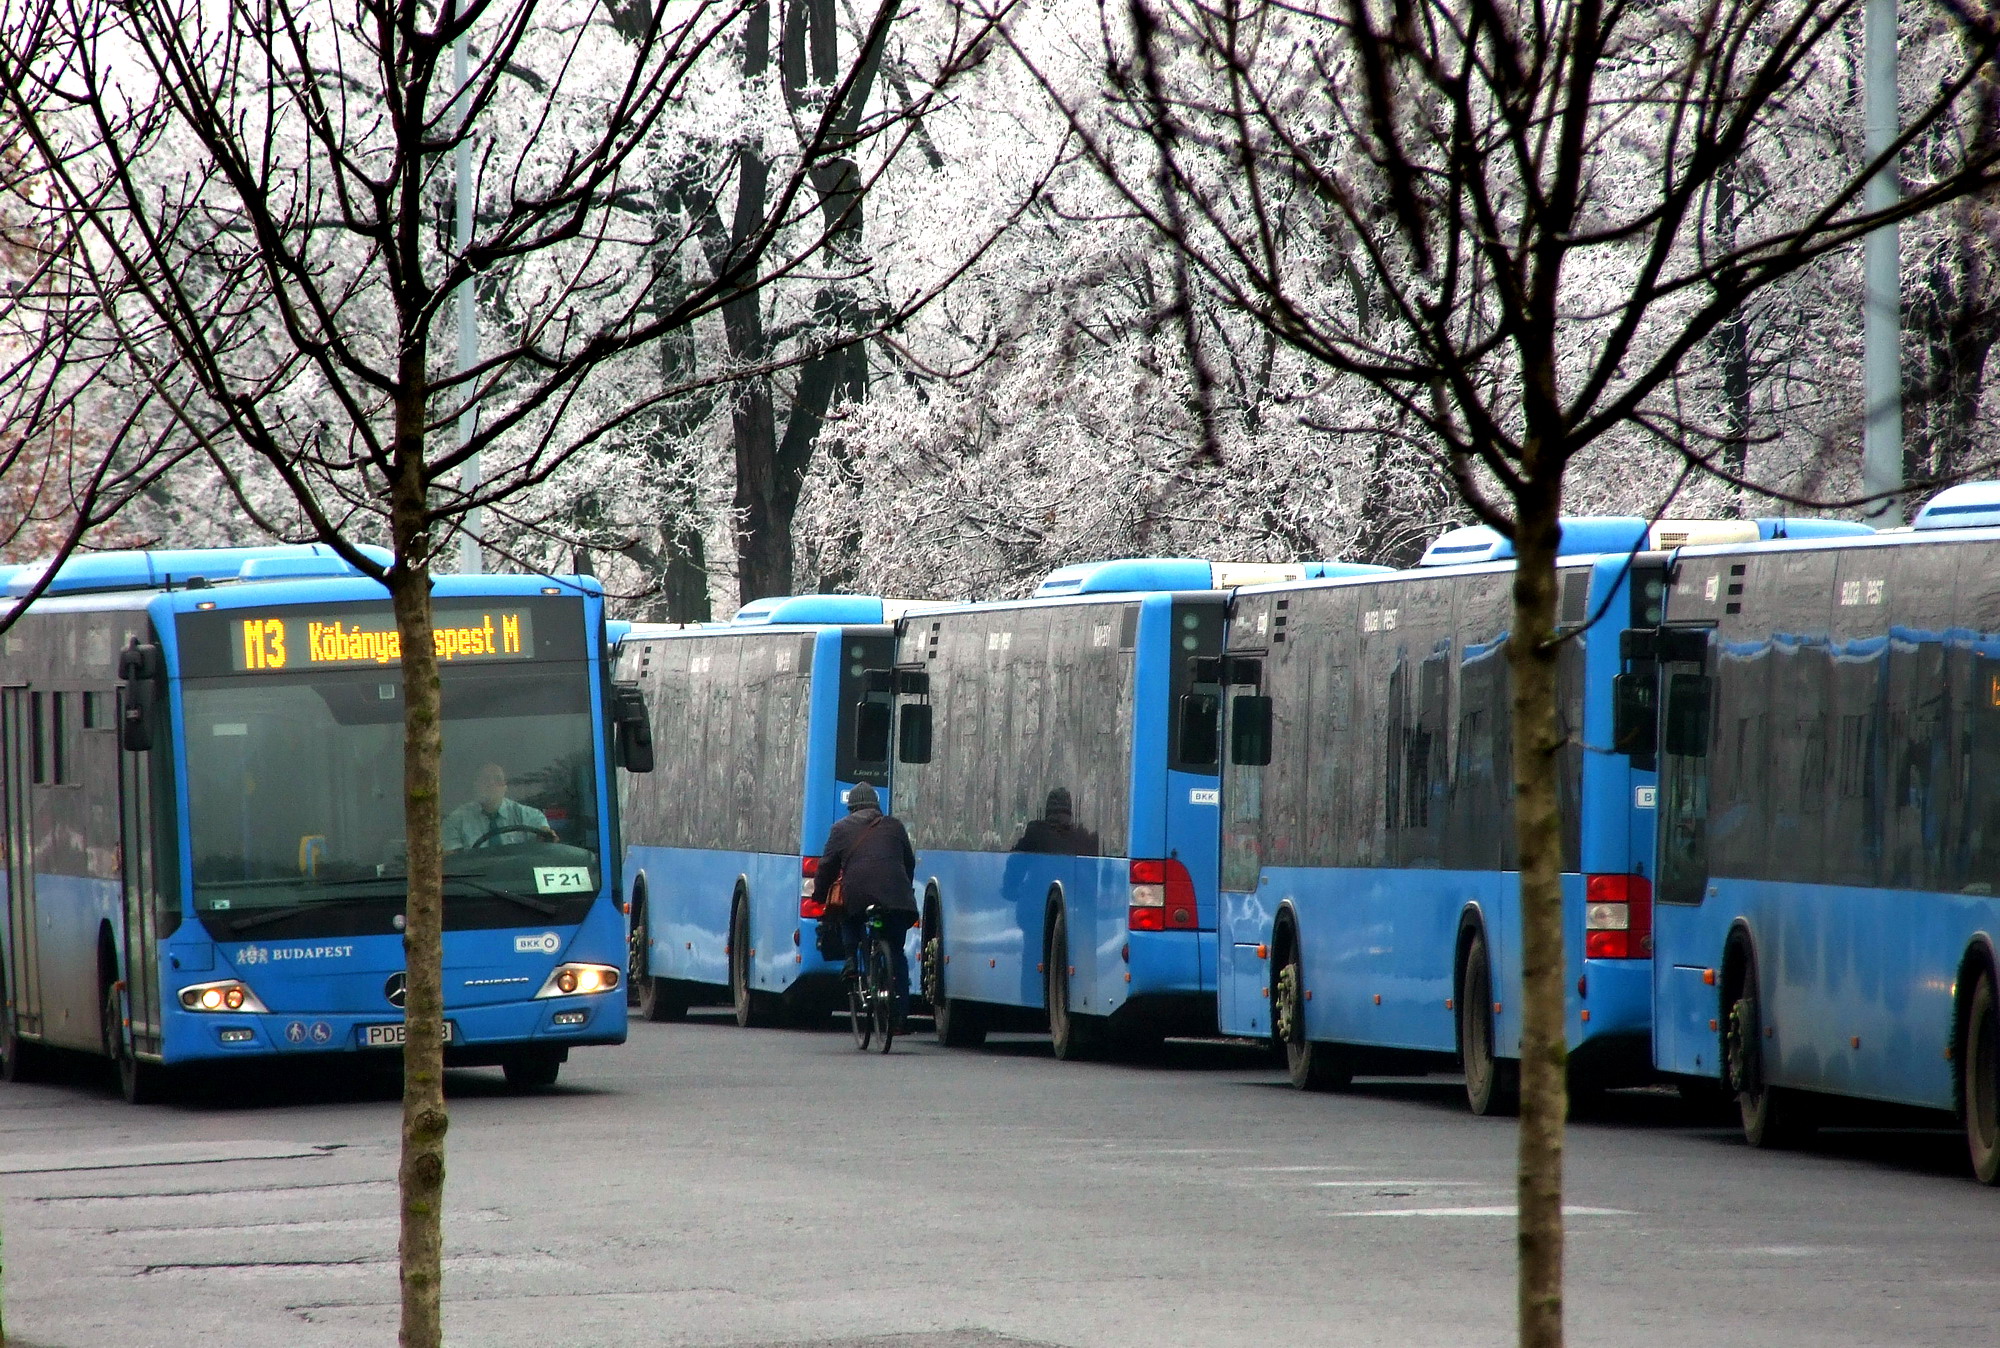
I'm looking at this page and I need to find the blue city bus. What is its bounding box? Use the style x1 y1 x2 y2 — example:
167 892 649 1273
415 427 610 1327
0 545 639 1101
1626 484 2000 1177
1215 516 1869 1111
890 559 1385 1057
615 595 922 1026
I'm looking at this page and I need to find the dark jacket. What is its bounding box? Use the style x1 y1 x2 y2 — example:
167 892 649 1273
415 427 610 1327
813 793 917 915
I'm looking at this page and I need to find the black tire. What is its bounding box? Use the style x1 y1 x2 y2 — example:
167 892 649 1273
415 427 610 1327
1960 966 1999 1185
871 937 897 1054
103 980 166 1105
1727 953 1812 1148
927 923 986 1048
1047 906 1105 1062
1274 937 1348 1091
502 1048 563 1090
847 954 872 1051
1459 932 1519 1117
630 897 689 1024
730 898 774 1029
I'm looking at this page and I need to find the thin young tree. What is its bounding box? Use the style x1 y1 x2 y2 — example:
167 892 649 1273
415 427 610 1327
0 1 999 1343
1001 2 2000 1344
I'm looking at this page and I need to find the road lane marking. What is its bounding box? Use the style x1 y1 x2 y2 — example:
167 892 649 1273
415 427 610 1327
0 1140 338 1175
1340 1205 1633 1217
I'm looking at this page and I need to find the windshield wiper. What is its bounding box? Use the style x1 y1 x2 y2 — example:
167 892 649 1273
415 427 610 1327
441 871 561 917
219 902 334 934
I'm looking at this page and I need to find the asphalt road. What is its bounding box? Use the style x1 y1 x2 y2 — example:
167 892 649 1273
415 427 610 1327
2 1012 1997 1348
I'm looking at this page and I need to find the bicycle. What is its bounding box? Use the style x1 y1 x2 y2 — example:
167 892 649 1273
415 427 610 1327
844 905 900 1053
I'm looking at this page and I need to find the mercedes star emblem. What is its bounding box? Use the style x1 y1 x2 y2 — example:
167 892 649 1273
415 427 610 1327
385 972 407 1008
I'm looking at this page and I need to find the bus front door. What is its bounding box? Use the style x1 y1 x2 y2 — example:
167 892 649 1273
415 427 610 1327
2 685 43 1045
1650 633 1718 1079
117 708 164 1059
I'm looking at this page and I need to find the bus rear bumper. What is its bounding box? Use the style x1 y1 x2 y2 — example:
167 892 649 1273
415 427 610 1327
1109 991 1217 1041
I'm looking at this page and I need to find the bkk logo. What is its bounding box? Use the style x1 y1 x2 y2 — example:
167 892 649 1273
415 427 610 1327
515 932 562 954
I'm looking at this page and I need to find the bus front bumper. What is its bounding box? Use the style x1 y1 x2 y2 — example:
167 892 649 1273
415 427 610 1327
157 993 628 1065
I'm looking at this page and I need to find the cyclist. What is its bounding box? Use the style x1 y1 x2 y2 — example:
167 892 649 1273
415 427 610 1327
810 782 917 1025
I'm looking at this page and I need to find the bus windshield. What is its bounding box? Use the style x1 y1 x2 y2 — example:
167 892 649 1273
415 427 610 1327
182 663 602 940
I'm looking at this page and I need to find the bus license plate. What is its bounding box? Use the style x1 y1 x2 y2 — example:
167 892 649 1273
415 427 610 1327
361 1021 456 1047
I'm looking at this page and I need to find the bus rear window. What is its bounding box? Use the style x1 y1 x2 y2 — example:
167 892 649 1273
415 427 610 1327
1168 599 1227 772
836 630 896 787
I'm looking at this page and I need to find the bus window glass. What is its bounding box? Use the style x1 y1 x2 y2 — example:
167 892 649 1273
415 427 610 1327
182 664 601 937
1657 666 1712 905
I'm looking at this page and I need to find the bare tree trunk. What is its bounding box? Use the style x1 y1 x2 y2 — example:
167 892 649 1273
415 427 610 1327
389 419 447 1348
1509 477 1567 1348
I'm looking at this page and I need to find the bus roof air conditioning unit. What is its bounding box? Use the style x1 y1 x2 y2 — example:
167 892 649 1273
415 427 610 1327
729 594 887 626
5 543 392 599
1418 517 1650 567
1912 481 2000 531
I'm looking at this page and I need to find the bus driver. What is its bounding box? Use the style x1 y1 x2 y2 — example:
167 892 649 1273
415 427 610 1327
443 762 556 851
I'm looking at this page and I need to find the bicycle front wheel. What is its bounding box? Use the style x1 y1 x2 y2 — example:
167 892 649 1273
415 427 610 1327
870 937 897 1053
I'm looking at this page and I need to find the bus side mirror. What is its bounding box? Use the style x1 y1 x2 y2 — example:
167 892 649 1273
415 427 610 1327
117 639 162 753
611 683 654 773
897 703 932 764
1230 694 1273 766
1662 673 1712 757
854 700 892 764
1611 672 1656 758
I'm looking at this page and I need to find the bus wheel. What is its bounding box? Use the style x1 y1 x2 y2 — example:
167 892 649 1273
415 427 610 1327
1458 932 1518 1117
927 924 985 1048
102 981 166 1105
1961 966 2000 1184
631 900 688 1024
1046 907 1105 1062
1275 943 1348 1091
1726 957 1811 1148
502 1048 563 1091
730 900 774 1029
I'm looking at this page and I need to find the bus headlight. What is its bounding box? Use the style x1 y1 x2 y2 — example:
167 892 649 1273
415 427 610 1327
177 979 268 1013
535 963 620 998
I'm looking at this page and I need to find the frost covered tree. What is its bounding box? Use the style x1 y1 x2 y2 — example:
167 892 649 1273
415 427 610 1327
997 3 2000 1345
0 1 998 1342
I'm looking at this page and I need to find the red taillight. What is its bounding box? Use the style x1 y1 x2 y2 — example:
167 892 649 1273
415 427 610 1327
1584 873 1653 959
800 857 824 918
1129 858 1198 931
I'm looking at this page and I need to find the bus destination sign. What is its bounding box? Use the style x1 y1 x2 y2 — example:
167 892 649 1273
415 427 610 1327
233 609 536 672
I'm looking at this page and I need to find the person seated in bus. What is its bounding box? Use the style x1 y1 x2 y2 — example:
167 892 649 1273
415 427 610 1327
1011 787 1099 857
810 782 917 1020
442 762 556 851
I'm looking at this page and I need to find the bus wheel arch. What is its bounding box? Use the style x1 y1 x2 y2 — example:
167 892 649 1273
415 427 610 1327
631 875 688 1023
96 922 120 1057
1953 936 2000 1184
928 884 986 1049
1454 912 1517 1116
1045 885 1103 1062
728 881 773 1028
1721 922 1810 1148
1272 904 1346 1091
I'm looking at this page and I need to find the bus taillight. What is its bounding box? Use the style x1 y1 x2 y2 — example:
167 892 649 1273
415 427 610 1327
1129 859 1197 932
799 857 825 918
1584 873 1653 959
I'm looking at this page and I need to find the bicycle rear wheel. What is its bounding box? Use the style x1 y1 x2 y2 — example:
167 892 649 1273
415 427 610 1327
847 966 871 1051
870 938 897 1053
